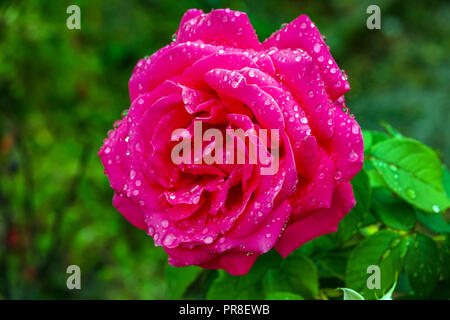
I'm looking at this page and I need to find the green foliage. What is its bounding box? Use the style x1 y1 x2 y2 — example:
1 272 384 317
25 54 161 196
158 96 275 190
371 138 450 213
165 265 202 299
405 233 440 297
339 288 365 300
333 169 372 242
0 0 449 300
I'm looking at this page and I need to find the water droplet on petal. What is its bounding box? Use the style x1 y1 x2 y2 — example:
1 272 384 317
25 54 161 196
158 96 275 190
204 236 213 244
349 150 359 162
313 43 321 53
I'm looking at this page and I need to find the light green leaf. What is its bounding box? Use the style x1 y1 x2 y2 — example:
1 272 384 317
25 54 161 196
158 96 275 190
379 281 397 300
338 287 365 300
372 188 416 231
370 138 450 213
362 130 373 153
405 233 440 297
165 265 202 299
346 230 408 300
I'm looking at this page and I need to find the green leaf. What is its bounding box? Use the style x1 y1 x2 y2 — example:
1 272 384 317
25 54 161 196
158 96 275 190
316 253 347 281
372 188 416 231
362 130 373 153
266 292 304 300
415 209 450 234
444 167 450 197
379 281 397 300
263 253 319 299
362 130 389 155
206 250 279 299
405 233 440 297
367 168 388 188
346 230 408 300
338 287 365 300
380 121 403 138
334 169 371 242
165 265 202 299
440 236 450 280
370 138 450 213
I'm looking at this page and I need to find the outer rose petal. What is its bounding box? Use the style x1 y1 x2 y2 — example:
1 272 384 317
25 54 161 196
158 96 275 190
326 105 364 180
275 181 355 257
112 193 147 230
263 14 350 99
176 9 261 50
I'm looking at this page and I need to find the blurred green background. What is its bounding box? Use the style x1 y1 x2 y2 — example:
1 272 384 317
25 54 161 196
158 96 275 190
0 0 448 299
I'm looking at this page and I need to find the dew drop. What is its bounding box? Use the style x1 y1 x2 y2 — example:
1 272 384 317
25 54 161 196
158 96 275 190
406 188 416 199
313 43 321 53
204 236 213 244
163 233 176 246
349 150 359 162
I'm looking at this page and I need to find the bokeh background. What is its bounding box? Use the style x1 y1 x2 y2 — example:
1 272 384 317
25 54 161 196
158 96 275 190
0 0 448 299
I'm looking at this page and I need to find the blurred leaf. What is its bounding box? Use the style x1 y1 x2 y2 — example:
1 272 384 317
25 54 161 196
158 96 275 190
405 233 440 297
346 230 408 300
372 188 416 231
371 138 450 213
380 121 403 138
165 265 202 299
444 167 450 197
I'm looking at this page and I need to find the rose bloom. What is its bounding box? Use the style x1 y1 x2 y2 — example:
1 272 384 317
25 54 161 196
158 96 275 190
99 9 363 275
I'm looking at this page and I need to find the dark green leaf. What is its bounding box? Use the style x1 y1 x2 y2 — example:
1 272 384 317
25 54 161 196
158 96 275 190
372 188 416 231
265 292 304 300
206 251 280 299
334 169 371 242
405 233 440 297
263 254 319 299
415 209 450 234
346 230 408 299
165 265 202 299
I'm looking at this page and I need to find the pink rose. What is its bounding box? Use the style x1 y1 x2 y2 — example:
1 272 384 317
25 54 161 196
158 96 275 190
99 9 363 275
